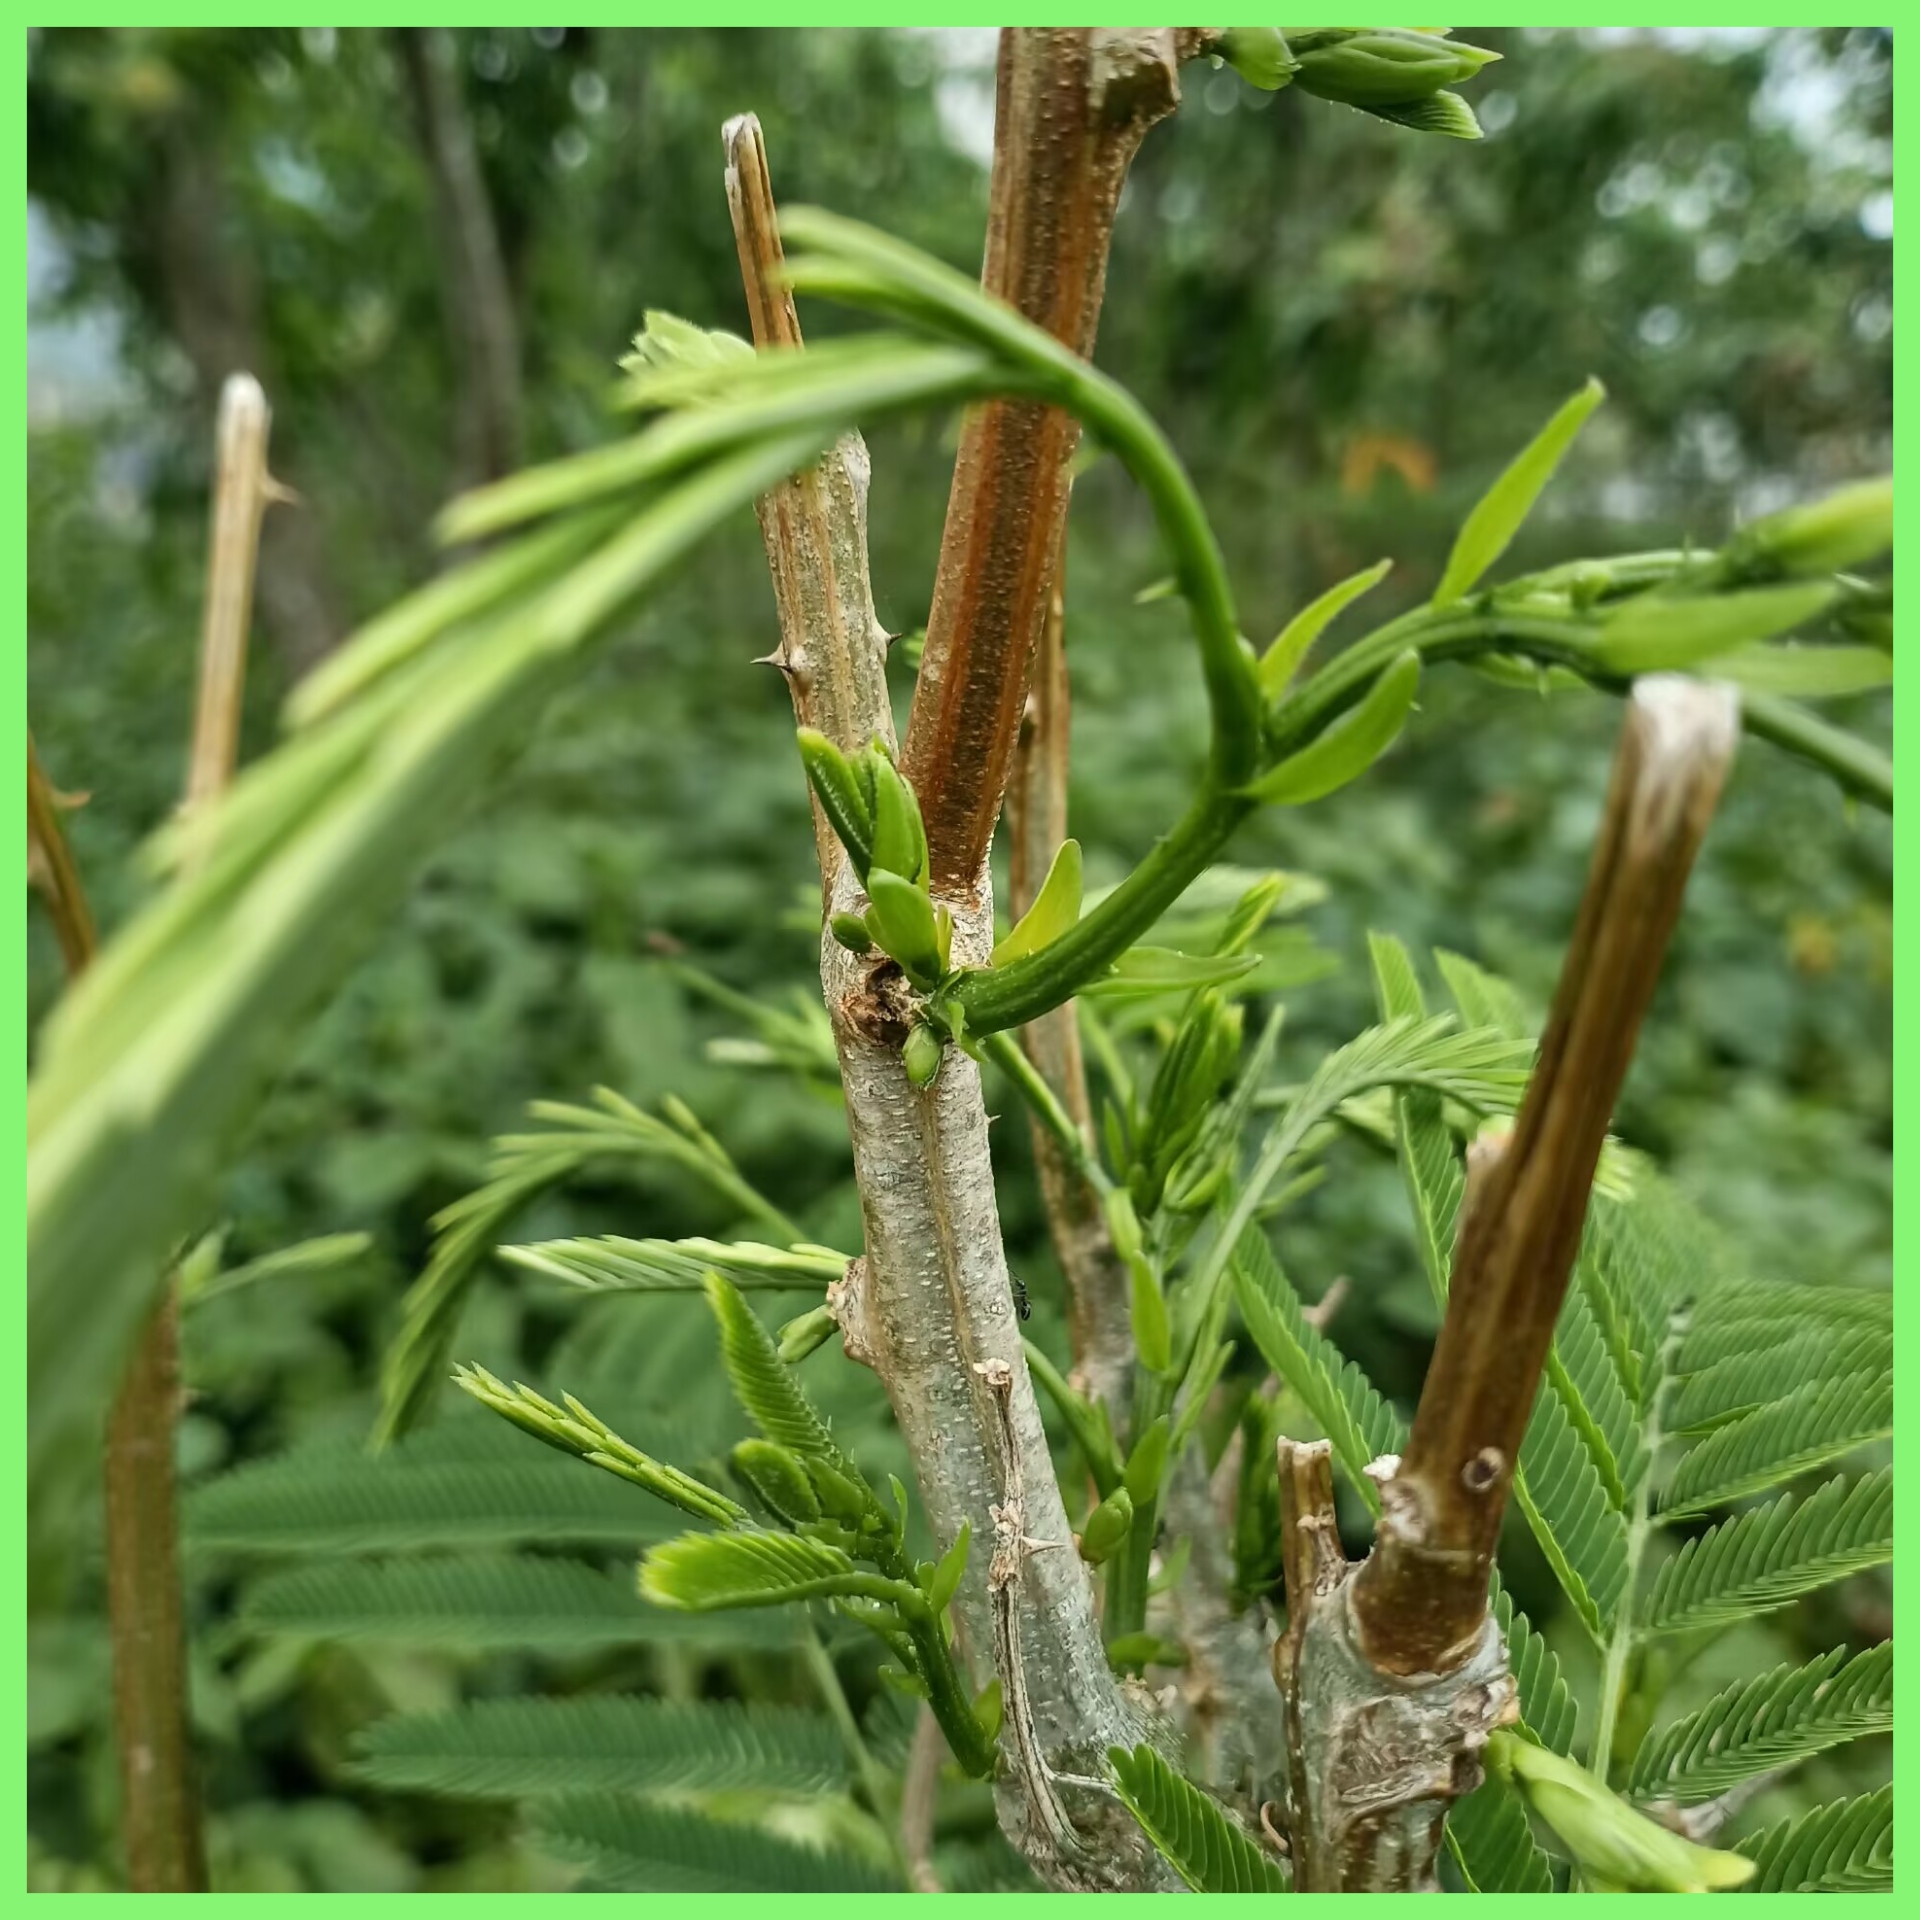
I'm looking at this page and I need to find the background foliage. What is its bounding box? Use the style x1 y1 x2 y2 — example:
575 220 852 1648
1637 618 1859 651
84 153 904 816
26 26 1890 1892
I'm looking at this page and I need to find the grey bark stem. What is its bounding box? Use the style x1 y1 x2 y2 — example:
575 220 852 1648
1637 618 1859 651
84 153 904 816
723 114 1172 1891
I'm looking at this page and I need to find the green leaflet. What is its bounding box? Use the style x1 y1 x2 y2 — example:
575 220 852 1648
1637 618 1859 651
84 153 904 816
530 1793 901 1894
1259 558 1392 700
1710 641 1892 699
1659 1369 1892 1519
640 1529 881 1611
453 1365 747 1525
1639 1470 1893 1635
1362 88 1484 138
1434 378 1604 606
1107 1744 1289 1893
1079 946 1261 1000
992 837 1082 966
796 728 875 878
379 1093 745 1445
240 1554 793 1650
506 1235 849 1297
352 1696 844 1801
864 867 942 981
1592 579 1835 674
867 752 928 885
1667 1319 1891 1433
705 1274 847 1473
1736 1786 1893 1894
1245 648 1421 803
1628 1644 1892 1803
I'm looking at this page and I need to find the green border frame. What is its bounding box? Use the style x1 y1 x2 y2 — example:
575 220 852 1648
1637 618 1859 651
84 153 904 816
12 14 1903 1911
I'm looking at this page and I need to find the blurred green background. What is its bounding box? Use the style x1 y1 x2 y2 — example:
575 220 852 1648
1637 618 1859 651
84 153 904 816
27 27 1891 1892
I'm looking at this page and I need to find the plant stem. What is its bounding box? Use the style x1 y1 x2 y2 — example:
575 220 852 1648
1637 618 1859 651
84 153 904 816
726 113 1171 1889
101 372 273 1894
903 29 1186 895
980 1030 1108 1198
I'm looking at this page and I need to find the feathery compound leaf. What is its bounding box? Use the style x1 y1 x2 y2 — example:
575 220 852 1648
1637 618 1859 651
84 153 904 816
1512 1382 1629 1642
29 429 831 1498
1447 1775 1556 1893
185 1429 691 1553
1673 1279 1890 1376
353 1696 844 1800
452 1365 747 1525
1735 1786 1893 1893
378 1088 790 1446
530 1793 901 1893
1641 1470 1893 1635
1434 379 1604 606
1628 1644 1892 1803
704 1273 848 1472
1107 1745 1289 1892
240 1554 792 1650
1246 648 1420 802
1659 1370 1892 1519
1260 558 1392 699
1668 1319 1891 1434
641 1528 890 1611
505 1234 847 1296
992 838 1082 966
1232 1227 1402 1492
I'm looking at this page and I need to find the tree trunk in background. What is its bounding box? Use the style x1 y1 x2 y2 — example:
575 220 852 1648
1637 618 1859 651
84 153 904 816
394 28 525 489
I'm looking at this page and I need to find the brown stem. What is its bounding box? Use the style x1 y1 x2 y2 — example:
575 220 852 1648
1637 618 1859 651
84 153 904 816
901 1705 946 1893
903 29 1187 898
1004 573 1131 1411
102 373 273 1893
1269 1437 1516 1892
26 738 96 977
1353 677 1740 1677
724 113 1171 1891
395 29 524 486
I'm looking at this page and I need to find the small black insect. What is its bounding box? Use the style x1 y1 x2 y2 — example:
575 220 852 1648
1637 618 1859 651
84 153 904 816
1010 1274 1032 1322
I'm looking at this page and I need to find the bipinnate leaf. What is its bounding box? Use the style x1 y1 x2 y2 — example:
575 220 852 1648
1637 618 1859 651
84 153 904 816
1628 1644 1892 1802
1640 1470 1892 1635
1434 378 1604 605
640 1528 880 1611
1107 1744 1289 1892
353 1695 843 1800
1736 1786 1893 1893
530 1793 901 1892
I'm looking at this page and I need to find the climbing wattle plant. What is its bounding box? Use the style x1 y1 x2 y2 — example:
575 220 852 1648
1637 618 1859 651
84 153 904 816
29 29 1890 1896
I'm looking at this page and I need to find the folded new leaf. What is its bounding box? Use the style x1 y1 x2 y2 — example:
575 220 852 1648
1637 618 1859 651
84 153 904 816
1248 649 1421 804
992 837 1082 966
1486 1730 1755 1892
1435 378 1604 606
1261 559 1393 701
1594 581 1837 675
